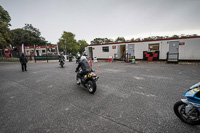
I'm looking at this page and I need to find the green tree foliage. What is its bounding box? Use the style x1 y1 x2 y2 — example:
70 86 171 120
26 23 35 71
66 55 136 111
170 35 179 38
115 37 125 42
91 38 104 44
78 40 88 54
143 37 153 41
11 24 48 47
135 38 141 41
91 38 113 44
0 5 12 49
130 38 135 41
23 24 41 37
104 38 114 43
90 34 199 44
58 31 80 55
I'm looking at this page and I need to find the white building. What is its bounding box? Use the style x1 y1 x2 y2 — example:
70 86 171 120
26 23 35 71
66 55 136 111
86 36 200 62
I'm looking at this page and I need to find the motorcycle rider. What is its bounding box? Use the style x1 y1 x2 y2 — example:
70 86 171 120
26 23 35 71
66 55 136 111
77 52 80 57
76 52 81 63
69 52 73 62
58 53 65 64
75 52 92 84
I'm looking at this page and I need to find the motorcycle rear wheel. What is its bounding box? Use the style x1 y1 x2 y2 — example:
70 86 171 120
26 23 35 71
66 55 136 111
174 101 200 125
87 80 96 94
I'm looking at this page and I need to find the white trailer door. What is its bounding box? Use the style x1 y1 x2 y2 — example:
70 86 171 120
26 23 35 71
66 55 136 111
127 44 135 58
168 41 179 61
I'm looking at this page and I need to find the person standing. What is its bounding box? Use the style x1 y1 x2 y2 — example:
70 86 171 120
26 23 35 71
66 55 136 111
20 53 28 72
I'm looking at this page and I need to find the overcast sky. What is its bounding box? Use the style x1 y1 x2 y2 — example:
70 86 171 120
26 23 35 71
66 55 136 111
1 0 200 44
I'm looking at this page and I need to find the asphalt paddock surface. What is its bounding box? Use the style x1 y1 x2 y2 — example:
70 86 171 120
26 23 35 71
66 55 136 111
0 61 200 133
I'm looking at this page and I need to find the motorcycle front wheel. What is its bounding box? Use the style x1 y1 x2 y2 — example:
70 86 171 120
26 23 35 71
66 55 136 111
174 101 200 125
87 80 96 94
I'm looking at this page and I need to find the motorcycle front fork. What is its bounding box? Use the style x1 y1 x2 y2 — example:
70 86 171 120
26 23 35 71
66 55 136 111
181 99 200 113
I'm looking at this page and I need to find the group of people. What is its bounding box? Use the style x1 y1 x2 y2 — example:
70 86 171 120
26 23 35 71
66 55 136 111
20 52 93 84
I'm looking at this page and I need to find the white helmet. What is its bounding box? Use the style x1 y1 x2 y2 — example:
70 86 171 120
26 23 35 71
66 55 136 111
80 56 87 61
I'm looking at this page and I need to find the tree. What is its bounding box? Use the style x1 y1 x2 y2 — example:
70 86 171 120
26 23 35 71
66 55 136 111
143 37 153 41
11 24 48 47
104 38 114 43
135 38 141 41
170 35 179 38
11 28 26 46
130 38 135 42
164 36 169 39
192 34 198 37
58 31 79 55
115 37 125 42
78 40 88 54
0 5 12 49
23 24 41 37
91 38 104 44
185 34 198 37
90 38 113 44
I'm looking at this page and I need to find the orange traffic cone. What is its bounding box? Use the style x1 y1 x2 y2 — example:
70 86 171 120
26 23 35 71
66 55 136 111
96 67 98 71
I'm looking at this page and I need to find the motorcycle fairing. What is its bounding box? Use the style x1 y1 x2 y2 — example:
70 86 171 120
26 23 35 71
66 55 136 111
183 87 200 105
183 88 200 99
181 99 200 113
187 98 200 104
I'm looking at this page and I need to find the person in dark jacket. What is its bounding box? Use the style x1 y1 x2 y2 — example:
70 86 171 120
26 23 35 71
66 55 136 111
75 56 92 84
20 53 28 72
58 53 65 64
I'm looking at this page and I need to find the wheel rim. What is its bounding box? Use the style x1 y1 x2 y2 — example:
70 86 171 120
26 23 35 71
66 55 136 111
179 104 200 123
88 81 93 92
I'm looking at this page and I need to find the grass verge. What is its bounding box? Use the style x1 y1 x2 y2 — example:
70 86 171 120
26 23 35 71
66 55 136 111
0 57 19 62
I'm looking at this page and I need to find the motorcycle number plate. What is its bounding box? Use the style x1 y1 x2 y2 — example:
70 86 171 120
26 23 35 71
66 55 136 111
88 74 92 78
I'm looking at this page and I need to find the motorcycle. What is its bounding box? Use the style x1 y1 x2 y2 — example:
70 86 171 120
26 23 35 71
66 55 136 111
59 59 65 68
76 69 99 94
174 82 200 125
69 56 72 62
76 56 80 63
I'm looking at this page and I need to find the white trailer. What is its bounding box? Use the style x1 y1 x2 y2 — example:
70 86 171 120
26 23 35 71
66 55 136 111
87 36 200 61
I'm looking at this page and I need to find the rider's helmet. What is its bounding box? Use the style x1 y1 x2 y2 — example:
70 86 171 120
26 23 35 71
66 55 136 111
77 52 80 57
80 55 87 61
79 51 87 61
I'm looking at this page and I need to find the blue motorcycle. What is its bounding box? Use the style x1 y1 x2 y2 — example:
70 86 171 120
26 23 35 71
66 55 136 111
174 82 200 125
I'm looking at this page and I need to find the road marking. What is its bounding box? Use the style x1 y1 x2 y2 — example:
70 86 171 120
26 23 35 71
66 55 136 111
132 91 156 97
141 74 173 80
134 76 144 80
